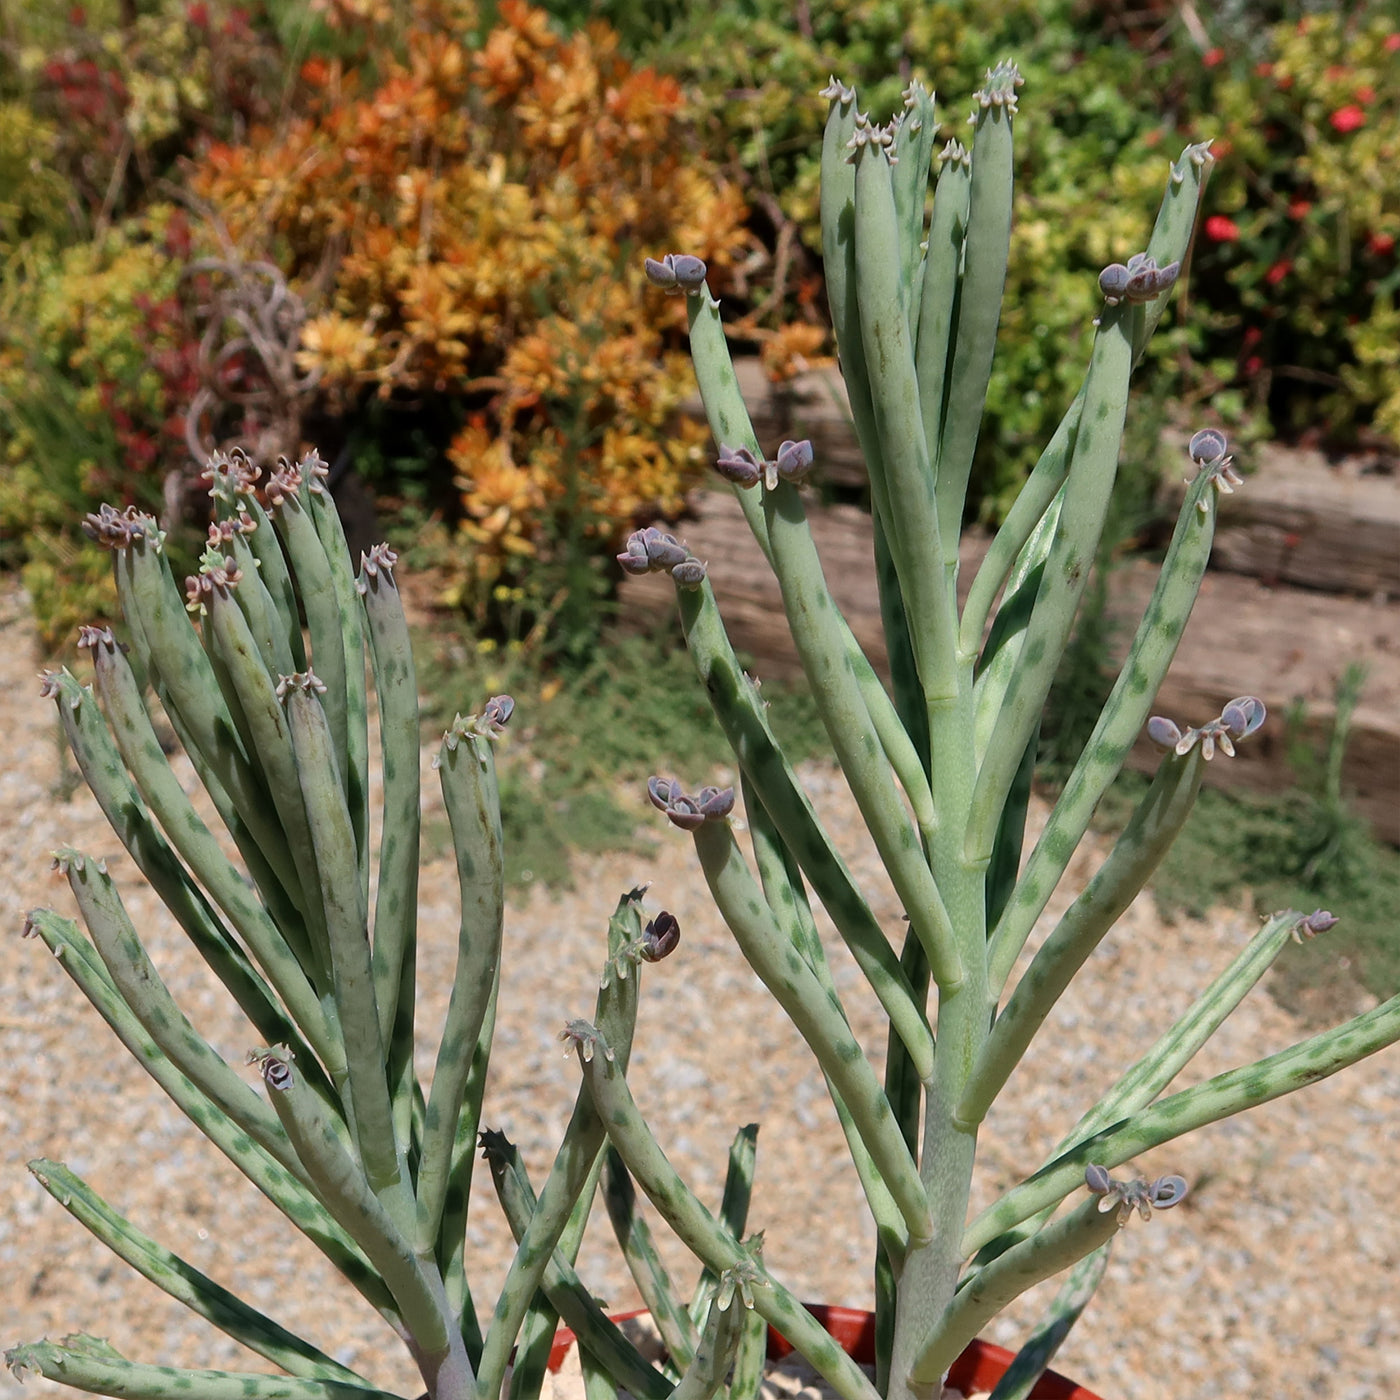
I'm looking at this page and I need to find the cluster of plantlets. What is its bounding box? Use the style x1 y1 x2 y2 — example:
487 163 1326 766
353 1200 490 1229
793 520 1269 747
189 0 747 638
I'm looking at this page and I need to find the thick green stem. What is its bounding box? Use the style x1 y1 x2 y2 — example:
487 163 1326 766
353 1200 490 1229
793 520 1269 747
910 1197 1119 1387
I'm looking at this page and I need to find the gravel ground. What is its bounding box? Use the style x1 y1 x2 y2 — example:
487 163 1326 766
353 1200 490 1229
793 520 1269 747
1 577 1396 1400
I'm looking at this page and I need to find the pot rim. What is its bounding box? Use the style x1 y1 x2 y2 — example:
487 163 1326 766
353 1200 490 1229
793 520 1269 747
546 1302 1104 1400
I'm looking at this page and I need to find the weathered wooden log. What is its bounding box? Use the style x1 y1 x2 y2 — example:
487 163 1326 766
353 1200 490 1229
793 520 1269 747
685 359 1400 597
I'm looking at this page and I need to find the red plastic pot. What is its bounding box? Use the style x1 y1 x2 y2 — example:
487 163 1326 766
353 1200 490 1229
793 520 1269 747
547 1303 1103 1399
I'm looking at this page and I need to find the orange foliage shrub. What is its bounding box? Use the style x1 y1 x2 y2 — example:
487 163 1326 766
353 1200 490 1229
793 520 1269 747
192 0 750 615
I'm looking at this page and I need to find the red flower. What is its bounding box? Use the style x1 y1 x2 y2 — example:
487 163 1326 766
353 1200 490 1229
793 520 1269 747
1354 85 1375 105
1255 62 1273 78
1203 47 1224 68
1368 232 1396 256
1330 105 1366 134
1243 355 1264 376
1386 34 1400 53
1205 215 1240 242
1265 261 1291 285
1288 199 1312 219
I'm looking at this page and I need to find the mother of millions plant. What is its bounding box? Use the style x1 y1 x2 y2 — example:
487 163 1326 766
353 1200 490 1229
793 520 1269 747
6 447 706 1400
8 58 1400 1400
571 64 1400 1400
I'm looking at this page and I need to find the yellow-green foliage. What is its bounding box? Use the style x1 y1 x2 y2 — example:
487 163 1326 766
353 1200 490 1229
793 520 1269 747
192 0 750 621
0 104 70 252
0 211 190 649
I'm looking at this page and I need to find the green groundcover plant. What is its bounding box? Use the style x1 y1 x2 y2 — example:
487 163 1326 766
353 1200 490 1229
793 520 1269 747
9 61 1399 1400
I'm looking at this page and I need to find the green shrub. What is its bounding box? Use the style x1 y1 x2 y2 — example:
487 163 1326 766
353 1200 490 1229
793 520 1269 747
0 208 199 648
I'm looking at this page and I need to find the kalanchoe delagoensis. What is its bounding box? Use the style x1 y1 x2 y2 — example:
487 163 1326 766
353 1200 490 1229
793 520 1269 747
643 253 708 295
1098 252 1180 306
819 75 855 107
670 557 708 590
773 438 815 484
184 555 243 613
647 775 735 830
846 113 897 159
559 1017 614 1063
639 910 681 962
1085 1165 1189 1223
1146 696 1266 760
357 541 399 591
80 503 160 550
972 59 1025 114
715 439 815 492
715 444 764 489
1186 428 1245 510
1188 427 1229 465
617 526 690 575
482 694 515 731
434 696 516 762
1293 908 1341 943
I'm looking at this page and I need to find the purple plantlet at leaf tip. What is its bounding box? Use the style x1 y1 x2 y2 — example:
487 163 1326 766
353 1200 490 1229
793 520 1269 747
1146 715 1183 750
715 445 764 489
640 911 680 962
483 694 515 731
696 785 736 819
358 542 399 593
1293 908 1340 943
1085 1164 1187 1223
644 253 707 296
671 558 708 590
774 438 815 483
248 1046 295 1092
641 527 689 570
1188 428 1229 465
275 669 328 702
1221 695 1266 738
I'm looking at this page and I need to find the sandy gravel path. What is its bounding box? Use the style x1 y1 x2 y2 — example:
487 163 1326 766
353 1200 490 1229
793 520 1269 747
1 579 1395 1400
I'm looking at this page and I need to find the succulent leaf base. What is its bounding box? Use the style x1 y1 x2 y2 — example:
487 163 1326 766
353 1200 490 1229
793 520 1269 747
10 65 1400 1400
